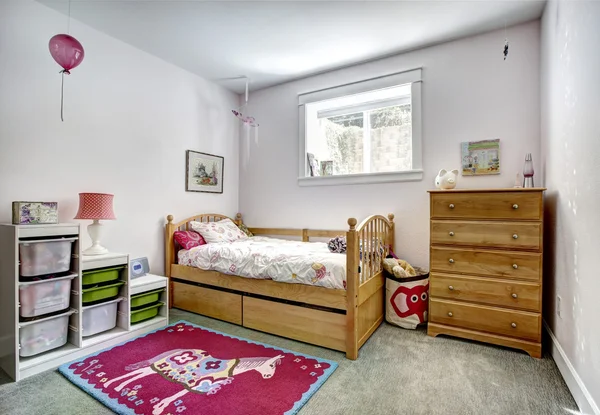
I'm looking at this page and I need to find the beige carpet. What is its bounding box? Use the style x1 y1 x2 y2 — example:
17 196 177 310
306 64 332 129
0 308 577 415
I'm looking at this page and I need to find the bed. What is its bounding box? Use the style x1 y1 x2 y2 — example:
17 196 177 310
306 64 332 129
165 213 395 360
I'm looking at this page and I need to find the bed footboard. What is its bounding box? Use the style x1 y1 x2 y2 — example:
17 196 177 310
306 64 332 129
346 214 395 359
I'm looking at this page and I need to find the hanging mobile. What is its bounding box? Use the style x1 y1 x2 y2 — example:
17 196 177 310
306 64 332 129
503 21 509 60
231 77 259 127
48 0 85 121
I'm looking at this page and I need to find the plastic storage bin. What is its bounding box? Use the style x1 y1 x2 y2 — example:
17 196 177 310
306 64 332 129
130 289 164 309
19 274 76 317
130 301 164 324
82 266 124 286
19 237 76 277
19 309 75 357
82 281 125 305
82 298 123 337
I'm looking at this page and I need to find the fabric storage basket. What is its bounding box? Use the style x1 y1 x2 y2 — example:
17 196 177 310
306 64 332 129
130 301 164 324
82 298 123 337
82 266 124 286
19 237 76 277
130 289 164 309
19 274 76 317
81 280 125 305
385 270 430 330
19 309 75 357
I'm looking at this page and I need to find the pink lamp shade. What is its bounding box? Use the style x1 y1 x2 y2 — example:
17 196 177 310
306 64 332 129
74 193 116 220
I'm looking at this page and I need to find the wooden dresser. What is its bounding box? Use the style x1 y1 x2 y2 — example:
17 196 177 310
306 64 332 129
427 188 545 357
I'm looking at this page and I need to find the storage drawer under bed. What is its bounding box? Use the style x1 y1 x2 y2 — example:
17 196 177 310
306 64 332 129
242 296 346 352
172 281 242 325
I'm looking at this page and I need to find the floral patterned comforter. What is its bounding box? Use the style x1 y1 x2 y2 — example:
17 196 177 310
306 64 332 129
177 236 347 290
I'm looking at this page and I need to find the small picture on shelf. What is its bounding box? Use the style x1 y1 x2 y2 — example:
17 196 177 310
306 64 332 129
461 139 500 176
307 153 320 176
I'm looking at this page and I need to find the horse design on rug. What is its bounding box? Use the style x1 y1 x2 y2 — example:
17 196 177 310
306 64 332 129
103 348 284 415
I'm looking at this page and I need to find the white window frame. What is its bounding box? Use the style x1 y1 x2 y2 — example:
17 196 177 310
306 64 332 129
298 68 423 186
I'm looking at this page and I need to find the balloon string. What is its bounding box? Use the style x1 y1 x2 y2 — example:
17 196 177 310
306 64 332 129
60 71 65 122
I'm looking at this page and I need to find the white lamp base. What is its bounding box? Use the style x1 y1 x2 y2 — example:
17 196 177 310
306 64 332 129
82 219 109 256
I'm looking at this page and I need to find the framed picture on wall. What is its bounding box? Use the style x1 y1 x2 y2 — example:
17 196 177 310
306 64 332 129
461 139 500 176
186 150 224 193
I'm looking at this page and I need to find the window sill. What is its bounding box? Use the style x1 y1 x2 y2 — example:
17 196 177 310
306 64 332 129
297 170 423 187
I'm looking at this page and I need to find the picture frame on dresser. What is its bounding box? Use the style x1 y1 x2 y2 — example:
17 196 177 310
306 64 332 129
427 188 545 358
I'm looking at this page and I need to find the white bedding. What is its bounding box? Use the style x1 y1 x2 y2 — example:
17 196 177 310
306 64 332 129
177 236 347 290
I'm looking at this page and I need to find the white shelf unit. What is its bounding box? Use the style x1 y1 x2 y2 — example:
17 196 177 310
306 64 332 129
0 224 168 382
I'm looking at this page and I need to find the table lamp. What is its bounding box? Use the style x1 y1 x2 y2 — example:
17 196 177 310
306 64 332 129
74 192 116 256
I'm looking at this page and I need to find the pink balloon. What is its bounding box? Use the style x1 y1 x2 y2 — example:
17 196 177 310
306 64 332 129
48 34 84 74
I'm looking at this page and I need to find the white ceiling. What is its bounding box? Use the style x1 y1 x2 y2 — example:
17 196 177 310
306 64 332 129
39 0 546 93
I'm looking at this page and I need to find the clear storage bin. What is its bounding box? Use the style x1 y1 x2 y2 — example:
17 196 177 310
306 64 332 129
19 309 75 357
19 237 76 277
82 297 123 337
19 274 76 317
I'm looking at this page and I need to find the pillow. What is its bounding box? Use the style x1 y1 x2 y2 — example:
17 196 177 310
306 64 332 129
190 218 248 243
173 230 206 250
327 236 346 253
237 222 254 237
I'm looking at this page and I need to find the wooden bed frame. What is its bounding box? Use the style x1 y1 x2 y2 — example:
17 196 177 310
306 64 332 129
165 213 394 360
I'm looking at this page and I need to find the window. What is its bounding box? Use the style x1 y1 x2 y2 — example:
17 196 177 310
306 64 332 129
298 69 422 186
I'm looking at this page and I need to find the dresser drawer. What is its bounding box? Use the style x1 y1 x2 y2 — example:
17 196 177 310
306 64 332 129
430 247 542 281
430 191 542 220
429 298 541 341
430 273 541 311
431 220 542 250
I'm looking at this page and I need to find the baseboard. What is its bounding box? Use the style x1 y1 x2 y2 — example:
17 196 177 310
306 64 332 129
544 321 599 415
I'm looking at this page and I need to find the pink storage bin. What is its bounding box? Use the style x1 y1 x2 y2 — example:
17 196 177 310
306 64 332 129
19 274 76 317
19 237 76 277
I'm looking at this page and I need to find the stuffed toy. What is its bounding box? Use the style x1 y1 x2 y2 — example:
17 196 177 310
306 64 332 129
383 258 417 279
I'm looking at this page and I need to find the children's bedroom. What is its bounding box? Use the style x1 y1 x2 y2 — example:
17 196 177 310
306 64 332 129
0 0 598 414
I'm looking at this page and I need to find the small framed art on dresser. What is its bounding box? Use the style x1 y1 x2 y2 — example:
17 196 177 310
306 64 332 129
185 150 224 194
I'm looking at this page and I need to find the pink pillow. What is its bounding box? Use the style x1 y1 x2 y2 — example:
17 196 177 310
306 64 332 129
173 230 206 250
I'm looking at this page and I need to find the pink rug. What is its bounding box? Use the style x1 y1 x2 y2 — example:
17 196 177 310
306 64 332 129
59 320 337 415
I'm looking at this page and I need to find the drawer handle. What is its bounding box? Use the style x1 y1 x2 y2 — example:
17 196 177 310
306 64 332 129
513 204 519 209
448 285 454 291
512 234 518 239
511 322 517 328
449 231 455 237
448 312 453 317
449 258 455 264
513 264 518 269
512 293 518 299
449 204 455 209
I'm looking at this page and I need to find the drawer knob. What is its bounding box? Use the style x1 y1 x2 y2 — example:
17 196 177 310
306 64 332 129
512 293 518 299
512 234 519 239
449 258 455 264
448 285 454 291
449 231 455 237
449 204 455 209
513 263 518 269
448 312 453 317
513 204 519 209
511 322 517 328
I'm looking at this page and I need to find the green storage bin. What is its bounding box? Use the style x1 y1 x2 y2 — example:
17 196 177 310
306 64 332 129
82 266 124 286
82 281 125 305
130 301 164 324
131 289 164 309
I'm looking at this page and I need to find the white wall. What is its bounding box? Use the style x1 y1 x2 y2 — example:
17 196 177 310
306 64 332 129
0 0 239 273
239 21 540 267
541 1 600 413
